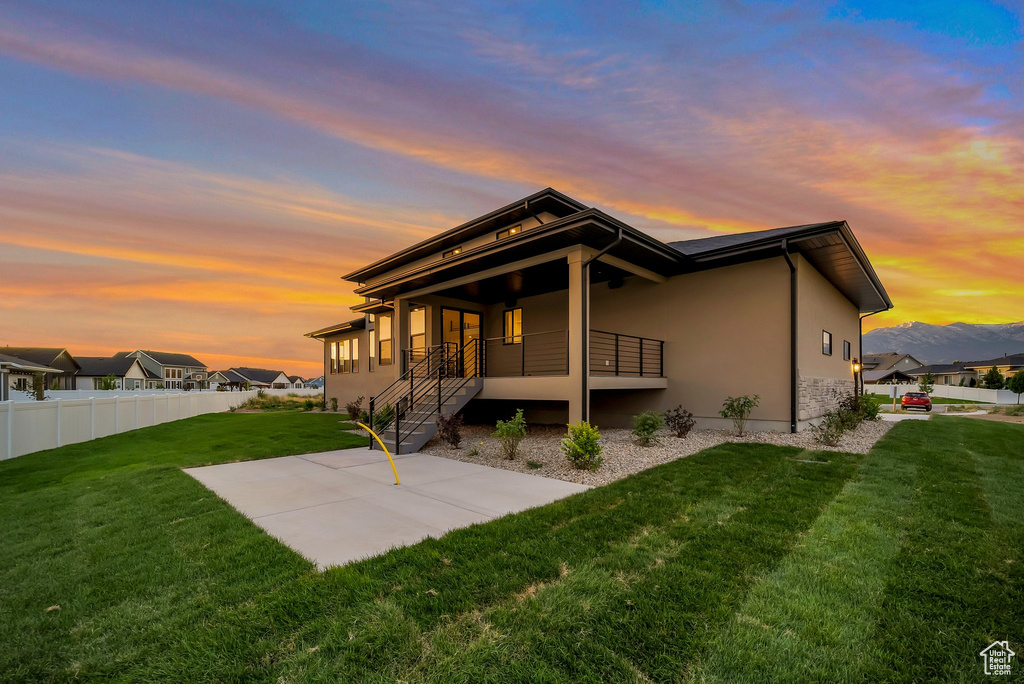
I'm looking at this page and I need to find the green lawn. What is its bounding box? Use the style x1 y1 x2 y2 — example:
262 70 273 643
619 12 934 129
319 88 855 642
1 414 1021 682
927 396 987 404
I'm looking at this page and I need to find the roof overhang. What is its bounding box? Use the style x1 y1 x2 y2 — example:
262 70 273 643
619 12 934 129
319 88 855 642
304 317 367 339
0 356 61 374
343 188 588 283
353 209 682 301
350 300 394 315
683 222 892 313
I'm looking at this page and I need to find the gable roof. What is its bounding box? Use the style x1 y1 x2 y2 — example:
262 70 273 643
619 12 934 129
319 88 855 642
132 350 207 368
863 368 916 383
0 352 60 374
862 352 920 371
964 352 1024 369
230 367 289 384
339 189 891 314
76 356 145 377
288 375 303 383
906 363 971 376
0 347 79 371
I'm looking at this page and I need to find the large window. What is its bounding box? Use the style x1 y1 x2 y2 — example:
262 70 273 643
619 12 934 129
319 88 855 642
504 308 523 344
378 313 393 365
410 307 426 352
843 340 851 360
369 327 376 373
351 338 359 374
822 330 833 356
330 341 338 374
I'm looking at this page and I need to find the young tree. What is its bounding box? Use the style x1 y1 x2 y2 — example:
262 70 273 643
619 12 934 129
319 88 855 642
99 374 119 390
32 372 46 401
982 366 1005 390
918 372 934 394
1008 372 1024 405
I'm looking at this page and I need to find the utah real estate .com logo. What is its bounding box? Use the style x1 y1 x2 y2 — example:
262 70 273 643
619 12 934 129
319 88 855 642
980 640 1015 676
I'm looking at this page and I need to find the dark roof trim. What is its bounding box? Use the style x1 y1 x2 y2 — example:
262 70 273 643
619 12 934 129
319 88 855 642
305 317 366 339
353 208 682 298
343 188 587 283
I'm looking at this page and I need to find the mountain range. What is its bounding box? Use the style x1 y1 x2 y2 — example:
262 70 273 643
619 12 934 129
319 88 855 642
863 321 1024 365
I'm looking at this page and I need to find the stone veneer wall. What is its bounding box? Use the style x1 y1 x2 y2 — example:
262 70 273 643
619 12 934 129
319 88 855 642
798 376 855 422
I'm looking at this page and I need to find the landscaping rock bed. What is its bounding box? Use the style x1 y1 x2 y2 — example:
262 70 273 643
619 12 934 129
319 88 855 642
421 420 894 486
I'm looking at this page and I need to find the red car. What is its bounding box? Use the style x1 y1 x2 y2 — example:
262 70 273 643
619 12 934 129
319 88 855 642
901 391 932 412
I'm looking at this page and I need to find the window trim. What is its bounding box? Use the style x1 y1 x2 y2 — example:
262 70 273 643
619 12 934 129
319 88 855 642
503 308 523 345
822 330 833 356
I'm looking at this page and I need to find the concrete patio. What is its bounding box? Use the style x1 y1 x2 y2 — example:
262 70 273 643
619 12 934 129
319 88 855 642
185 448 589 568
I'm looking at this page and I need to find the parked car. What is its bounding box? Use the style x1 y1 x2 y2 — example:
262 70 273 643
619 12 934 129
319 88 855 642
901 391 932 412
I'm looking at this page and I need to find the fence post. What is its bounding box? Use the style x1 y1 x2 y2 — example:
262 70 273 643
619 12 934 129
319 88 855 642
90 397 96 440
135 395 140 429
56 398 62 448
114 396 119 434
6 401 12 461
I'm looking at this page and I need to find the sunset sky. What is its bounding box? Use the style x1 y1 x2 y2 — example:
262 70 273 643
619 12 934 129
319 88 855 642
1 1 1022 377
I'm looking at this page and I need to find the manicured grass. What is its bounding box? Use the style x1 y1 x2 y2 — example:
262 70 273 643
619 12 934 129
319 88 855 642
1 415 1021 681
928 396 986 404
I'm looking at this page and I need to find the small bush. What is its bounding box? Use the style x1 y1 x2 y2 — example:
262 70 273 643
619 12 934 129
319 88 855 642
436 412 464 449
256 388 267 399
527 460 543 470
493 409 527 460
329 397 338 412
467 447 479 457
664 405 695 438
631 411 663 446
719 395 760 435
358 410 370 425
345 396 364 418
1005 404 1024 417
859 394 882 421
373 403 395 431
562 421 603 471
813 410 847 447
303 398 317 411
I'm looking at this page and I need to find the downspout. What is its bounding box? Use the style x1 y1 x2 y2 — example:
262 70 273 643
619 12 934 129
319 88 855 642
781 241 798 434
578 227 623 422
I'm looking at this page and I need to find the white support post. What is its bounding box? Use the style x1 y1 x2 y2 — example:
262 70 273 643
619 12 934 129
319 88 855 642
114 396 119 434
153 395 157 424
56 399 62 448
135 395 140 429
90 398 96 440
5 402 12 461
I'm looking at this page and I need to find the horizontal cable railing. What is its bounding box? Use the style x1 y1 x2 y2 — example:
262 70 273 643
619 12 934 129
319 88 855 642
590 329 664 378
482 330 569 377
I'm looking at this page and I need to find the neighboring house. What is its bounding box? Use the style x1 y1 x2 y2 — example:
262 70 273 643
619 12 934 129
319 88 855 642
0 347 80 389
862 369 916 384
288 375 305 389
861 352 923 374
227 367 292 389
307 376 324 389
76 356 150 390
963 352 1024 383
307 188 891 450
117 350 208 390
906 363 975 387
0 353 61 400
207 370 231 390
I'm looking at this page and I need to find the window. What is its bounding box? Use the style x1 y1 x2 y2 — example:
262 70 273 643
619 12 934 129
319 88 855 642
410 307 426 352
369 329 376 372
330 341 338 374
443 247 462 258
504 308 523 344
496 224 522 240
822 330 833 356
843 340 851 361
340 339 349 374
378 313 393 365
351 338 359 374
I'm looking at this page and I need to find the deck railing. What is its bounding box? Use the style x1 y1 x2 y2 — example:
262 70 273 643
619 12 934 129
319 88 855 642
589 329 664 378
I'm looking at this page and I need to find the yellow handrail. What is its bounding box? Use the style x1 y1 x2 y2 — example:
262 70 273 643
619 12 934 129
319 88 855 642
356 422 401 486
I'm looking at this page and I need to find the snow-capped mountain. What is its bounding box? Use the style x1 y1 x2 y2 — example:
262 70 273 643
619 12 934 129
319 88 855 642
863 321 1024 365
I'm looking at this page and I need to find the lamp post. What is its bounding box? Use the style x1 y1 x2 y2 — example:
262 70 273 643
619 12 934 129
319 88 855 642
852 358 862 396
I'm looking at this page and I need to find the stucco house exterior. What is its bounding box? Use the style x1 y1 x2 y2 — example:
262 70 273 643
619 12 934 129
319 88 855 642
307 188 891 451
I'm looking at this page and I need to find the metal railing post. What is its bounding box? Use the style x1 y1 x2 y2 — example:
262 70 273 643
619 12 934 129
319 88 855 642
521 335 526 376
660 340 664 377
639 338 644 377
394 410 401 455
614 333 620 376
368 398 375 450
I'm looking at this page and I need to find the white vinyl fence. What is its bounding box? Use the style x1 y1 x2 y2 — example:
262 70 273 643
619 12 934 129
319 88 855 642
867 384 1020 404
1 390 258 461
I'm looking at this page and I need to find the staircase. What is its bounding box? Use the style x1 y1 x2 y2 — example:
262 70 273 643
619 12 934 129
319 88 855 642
369 340 483 454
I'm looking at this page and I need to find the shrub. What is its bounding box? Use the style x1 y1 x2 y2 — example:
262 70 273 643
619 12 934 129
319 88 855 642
859 394 882 421
982 366 1005 389
562 421 603 471
1008 372 1024 403
664 405 695 438
527 460 543 470
813 410 847 447
372 403 395 431
493 408 527 460
467 447 479 457
303 398 317 411
436 412 464 449
99 374 118 391
256 388 267 399
719 395 760 435
329 397 339 412
345 396 364 418
631 411 663 446
358 410 370 425
1005 404 1024 417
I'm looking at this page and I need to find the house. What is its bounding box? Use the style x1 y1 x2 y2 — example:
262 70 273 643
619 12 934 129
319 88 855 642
964 352 1024 384
861 352 923 374
207 370 231 390
76 356 151 390
117 350 208 390
306 188 891 451
862 368 916 384
307 376 324 389
0 353 62 400
288 375 305 389
226 367 292 389
0 347 80 389
906 362 975 387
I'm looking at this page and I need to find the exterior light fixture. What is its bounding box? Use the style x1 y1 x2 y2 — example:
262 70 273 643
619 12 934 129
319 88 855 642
852 358 861 374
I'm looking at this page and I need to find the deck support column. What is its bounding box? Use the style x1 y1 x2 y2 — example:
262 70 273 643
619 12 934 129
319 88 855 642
568 248 590 424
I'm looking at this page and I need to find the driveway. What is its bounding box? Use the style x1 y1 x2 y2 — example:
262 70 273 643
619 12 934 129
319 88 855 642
185 448 589 568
